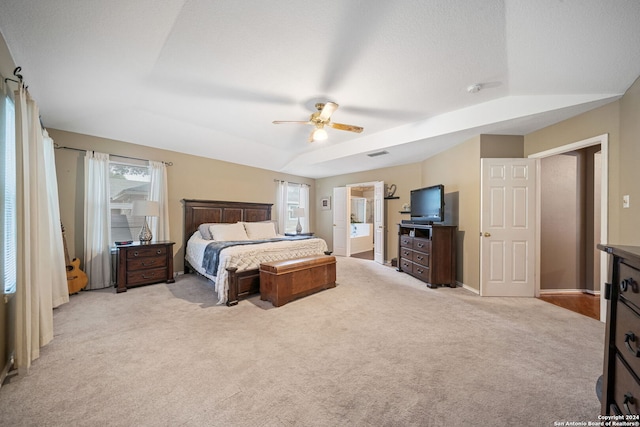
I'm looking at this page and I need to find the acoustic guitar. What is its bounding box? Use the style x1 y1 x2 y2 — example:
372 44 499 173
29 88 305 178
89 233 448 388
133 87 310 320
62 223 88 294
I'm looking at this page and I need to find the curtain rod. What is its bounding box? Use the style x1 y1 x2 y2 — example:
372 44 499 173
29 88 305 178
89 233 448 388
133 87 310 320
273 179 309 187
3 66 28 89
54 144 173 166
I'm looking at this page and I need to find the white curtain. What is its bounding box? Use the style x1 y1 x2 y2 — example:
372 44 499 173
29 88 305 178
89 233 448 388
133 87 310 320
148 160 170 241
300 184 310 232
14 86 68 373
276 180 289 235
83 151 111 290
43 130 68 308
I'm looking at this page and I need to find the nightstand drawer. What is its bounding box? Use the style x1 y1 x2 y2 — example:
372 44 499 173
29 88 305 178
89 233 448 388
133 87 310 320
128 256 167 271
127 267 168 286
127 246 167 259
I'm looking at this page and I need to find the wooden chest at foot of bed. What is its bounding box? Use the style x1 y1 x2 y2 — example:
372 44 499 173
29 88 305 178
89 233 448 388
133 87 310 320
259 256 336 307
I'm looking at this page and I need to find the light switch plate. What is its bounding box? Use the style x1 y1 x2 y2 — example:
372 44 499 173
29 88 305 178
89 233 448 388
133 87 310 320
623 195 630 208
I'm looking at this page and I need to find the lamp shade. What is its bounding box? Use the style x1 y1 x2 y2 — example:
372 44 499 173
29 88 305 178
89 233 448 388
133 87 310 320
293 207 305 217
132 200 159 217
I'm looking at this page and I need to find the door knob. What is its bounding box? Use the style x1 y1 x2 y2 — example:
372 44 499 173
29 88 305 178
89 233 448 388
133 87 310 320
484 232 491 237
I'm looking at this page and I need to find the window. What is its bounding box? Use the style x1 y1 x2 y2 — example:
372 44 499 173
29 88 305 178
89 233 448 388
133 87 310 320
109 160 150 244
1 93 16 294
280 182 309 234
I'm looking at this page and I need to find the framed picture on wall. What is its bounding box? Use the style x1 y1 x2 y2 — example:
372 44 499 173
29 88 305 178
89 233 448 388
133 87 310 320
321 197 331 210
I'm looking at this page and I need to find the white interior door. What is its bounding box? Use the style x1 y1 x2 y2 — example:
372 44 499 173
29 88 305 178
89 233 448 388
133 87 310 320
332 187 349 256
374 181 385 264
480 158 536 297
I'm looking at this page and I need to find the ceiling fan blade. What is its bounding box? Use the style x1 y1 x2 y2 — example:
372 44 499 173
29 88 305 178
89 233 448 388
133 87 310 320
272 120 313 125
318 102 339 122
308 130 315 143
328 122 364 133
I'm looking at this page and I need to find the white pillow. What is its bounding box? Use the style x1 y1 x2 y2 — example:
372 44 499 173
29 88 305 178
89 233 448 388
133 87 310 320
243 221 277 240
197 223 216 240
209 223 249 241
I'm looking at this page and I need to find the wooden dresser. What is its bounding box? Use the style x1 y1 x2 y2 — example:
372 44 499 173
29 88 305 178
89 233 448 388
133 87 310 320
116 241 175 293
598 244 640 415
397 223 457 288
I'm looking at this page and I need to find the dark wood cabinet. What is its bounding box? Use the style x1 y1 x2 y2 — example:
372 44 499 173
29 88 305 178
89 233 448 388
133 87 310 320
598 244 640 415
116 241 175 293
397 224 457 288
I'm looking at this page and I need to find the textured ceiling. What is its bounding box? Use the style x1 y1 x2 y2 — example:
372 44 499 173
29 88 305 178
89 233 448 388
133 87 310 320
1 0 639 178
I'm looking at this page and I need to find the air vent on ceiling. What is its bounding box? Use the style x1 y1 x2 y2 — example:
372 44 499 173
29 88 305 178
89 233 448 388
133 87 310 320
367 150 389 158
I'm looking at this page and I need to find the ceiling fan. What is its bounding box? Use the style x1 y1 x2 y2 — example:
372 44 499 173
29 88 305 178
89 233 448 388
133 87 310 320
273 101 364 142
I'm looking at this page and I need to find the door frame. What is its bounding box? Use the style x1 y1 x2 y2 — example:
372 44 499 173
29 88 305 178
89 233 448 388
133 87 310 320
345 181 385 263
528 133 609 322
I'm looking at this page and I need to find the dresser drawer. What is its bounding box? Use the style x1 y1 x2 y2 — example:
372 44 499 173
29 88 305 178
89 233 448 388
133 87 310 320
619 261 640 312
413 251 429 267
616 301 640 374
127 267 169 286
613 355 640 415
127 246 167 259
412 263 430 281
400 247 413 260
400 235 413 248
399 258 413 273
413 238 431 253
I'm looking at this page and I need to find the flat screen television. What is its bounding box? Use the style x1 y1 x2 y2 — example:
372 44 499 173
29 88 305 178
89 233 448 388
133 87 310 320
410 184 445 224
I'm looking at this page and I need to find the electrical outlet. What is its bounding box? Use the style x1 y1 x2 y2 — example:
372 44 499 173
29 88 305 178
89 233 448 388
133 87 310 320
623 195 630 208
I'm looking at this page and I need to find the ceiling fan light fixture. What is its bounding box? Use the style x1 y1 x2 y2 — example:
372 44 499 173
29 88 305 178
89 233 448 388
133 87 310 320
311 127 328 141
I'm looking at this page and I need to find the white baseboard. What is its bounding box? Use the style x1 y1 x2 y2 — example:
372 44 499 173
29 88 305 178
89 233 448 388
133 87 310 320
0 353 14 389
460 282 479 295
539 288 600 295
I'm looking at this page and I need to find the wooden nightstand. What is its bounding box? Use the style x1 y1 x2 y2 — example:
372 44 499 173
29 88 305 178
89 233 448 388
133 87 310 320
284 232 314 237
116 241 175 293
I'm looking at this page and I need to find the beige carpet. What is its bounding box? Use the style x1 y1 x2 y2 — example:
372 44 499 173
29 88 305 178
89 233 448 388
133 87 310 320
0 256 604 426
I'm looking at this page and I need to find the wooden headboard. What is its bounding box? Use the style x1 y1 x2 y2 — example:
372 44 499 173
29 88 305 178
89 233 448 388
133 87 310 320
182 199 273 250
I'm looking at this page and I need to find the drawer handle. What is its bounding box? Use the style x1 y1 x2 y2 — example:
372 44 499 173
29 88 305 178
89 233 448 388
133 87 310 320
417 243 424 248
156 249 162 255
133 251 139 257
624 332 640 357
620 278 637 293
416 255 423 261
142 260 156 266
624 393 635 415
416 268 423 274
142 273 156 279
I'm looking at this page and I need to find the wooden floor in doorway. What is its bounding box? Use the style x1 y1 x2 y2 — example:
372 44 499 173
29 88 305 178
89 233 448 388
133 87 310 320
538 293 600 320
351 250 374 260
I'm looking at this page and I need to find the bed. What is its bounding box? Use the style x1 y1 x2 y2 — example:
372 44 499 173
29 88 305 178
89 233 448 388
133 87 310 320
182 199 329 306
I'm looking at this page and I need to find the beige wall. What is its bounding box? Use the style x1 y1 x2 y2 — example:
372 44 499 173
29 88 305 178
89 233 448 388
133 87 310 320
315 163 422 262
619 76 640 244
51 129 315 273
540 154 580 291
421 136 481 290
524 101 622 243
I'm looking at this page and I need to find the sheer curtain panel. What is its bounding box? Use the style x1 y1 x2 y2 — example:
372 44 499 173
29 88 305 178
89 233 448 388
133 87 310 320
83 152 112 289
148 160 170 241
14 86 68 373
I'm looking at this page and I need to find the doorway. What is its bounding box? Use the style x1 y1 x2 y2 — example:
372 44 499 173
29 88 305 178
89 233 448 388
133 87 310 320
529 134 608 321
332 181 385 264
